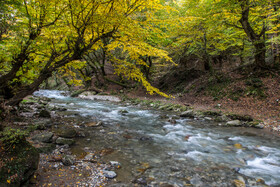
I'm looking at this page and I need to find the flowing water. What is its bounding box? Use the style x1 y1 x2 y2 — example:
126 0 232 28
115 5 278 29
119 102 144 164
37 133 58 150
34 90 280 186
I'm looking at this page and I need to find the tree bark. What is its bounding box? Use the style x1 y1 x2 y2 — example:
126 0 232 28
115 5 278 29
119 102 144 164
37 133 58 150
239 0 266 68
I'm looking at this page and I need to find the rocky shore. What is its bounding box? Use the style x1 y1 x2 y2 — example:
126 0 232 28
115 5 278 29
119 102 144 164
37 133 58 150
1 90 278 186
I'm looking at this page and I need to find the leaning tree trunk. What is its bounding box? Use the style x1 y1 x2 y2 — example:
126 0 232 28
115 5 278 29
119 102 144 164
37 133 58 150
239 0 266 68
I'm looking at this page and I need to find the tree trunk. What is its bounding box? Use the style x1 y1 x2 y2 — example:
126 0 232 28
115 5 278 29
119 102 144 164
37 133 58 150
254 42 266 67
239 0 266 68
6 70 53 106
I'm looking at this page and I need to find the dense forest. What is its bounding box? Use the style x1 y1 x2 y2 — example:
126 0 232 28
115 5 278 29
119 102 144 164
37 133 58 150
1 0 280 105
0 0 280 186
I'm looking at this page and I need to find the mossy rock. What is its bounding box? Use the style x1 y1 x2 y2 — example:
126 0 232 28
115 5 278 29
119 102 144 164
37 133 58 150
70 89 86 97
226 114 253 122
0 141 39 186
56 128 77 138
38 110 51 118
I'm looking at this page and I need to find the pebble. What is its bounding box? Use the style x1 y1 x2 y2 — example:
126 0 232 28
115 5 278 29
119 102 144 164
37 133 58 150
109 161 121 168
103 170 117 179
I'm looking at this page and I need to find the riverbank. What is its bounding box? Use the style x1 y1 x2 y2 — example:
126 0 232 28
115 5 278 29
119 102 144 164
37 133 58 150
121 81 280 136
1 90 280 186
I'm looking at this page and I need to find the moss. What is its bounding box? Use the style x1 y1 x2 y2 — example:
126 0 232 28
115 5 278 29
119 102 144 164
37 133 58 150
20 98 38 104
0 140 39 186
70 89 86 97
226 113 253 122
247 120 263 127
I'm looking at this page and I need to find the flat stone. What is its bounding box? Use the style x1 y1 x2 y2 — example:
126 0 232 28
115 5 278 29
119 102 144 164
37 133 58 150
56 137 75 145
204 117 212 120
86 121 103 127
226 120 242 126
103 170 117 179
180 110 195 118
32 132 54 143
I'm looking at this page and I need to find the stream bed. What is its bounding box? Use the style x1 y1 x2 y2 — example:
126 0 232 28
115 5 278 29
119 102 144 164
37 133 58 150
34 90 280 186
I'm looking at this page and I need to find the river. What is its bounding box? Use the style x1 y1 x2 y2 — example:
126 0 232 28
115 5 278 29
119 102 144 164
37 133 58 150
34 90 280 186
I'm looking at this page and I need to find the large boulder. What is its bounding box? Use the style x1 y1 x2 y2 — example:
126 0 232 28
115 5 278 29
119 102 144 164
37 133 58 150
57 128 77 138
0 141 39 186
32 132 54 143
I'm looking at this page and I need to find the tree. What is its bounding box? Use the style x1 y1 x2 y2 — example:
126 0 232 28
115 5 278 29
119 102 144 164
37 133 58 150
0 0 172 108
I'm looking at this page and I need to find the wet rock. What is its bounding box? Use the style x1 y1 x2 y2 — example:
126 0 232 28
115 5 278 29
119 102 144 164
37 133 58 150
132 177 147 185
110 161 121 168
184 135 191 141
180 110 195 118
39 109 51 118
36 143 56 153
119 110 128 114
86 121 103 127
62 155 75 166
250 122 265 129
204 117 212 120
190 175 204 186
107 183 129 187
56 137 75 145
234 143 243 149
103 170 117 179
159 115 168 119
52 135 59 143
226 120 242 126
57 128 77 138
123 134 133 139
84 153 95 160
226 114 253 122
215 115 230 122
36 123 46 130
32 132 54 143
99 148 114 156
139 136 153 141
234 179 245 187
168 119 177 124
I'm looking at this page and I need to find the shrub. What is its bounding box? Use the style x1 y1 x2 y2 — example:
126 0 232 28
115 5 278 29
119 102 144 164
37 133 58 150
0 128 27 150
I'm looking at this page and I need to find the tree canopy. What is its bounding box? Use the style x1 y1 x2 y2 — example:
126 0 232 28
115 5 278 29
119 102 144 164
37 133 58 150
0 0 280 107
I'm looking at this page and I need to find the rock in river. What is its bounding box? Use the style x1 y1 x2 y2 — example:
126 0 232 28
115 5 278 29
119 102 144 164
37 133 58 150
86 121 103 127
226 120 242 127
38 109 51 118
32 132 54 143
62 155 75 166
103 170 117 179
57 128 77 138
56 137 75 145
110 161 121 168
180 110 195 118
